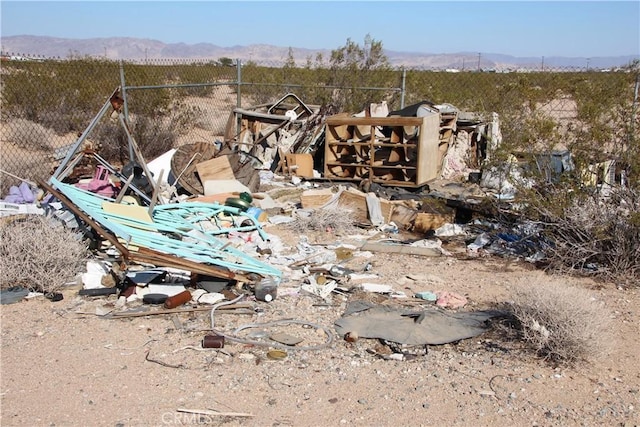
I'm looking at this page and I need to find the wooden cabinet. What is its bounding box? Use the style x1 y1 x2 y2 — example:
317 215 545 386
324 115 440 187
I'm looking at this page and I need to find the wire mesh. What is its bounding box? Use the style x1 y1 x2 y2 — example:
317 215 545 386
1 55 638 194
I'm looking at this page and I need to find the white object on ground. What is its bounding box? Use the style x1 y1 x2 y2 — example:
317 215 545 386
434 223 466 237
361 283 393 293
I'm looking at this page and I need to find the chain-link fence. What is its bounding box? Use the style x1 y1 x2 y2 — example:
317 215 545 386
1 55 638 194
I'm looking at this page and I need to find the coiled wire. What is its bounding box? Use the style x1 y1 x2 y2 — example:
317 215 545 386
209 294 334 351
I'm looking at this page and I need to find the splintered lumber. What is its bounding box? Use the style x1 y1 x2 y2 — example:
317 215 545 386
284 153 314 178
337 187 394 224
108 302 252 318
300 188 334 209
359 241 441 257
195 155 236 182
413 211 454 233
301 187 394 225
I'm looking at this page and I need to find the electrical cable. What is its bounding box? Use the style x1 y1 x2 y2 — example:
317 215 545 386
209 295 334 351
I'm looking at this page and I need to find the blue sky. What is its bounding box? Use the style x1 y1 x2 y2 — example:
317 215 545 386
1 1 638 58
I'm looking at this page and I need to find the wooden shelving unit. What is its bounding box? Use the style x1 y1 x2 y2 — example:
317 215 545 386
437 110 458 165
324 115 440 187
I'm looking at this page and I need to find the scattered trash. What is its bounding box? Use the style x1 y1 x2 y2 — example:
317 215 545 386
44 292 64 302
335 301 503 345
142 293 168 305
434 223 467 237
0 286 30 305
254 276 279 302
266 349 288 360
201 334 225 349
196 292 226 305
415 291 438 301
269 332 304 346
163 290 193 309
360 283 394 294
1 89 600 370
435 291 468 309
78 287 118 297
2 181 38 204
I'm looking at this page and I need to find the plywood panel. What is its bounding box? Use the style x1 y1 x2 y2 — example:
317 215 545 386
284 153 314 178
195 155 236 182
416 114 441 183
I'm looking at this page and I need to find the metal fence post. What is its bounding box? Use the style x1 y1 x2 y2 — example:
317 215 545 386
236 58 242 137
119 61 129 122
119 61 134 162
236 58 242 109
400 67 406 109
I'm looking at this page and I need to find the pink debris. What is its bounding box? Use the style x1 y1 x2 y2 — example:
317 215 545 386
435 291 468 309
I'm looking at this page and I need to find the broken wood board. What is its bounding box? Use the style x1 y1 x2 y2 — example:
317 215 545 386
186 192 234 204
338 187 394 224
416 113 441 183
359 241 441 257
101 201 154 228
300 187 394 224
195 155 236 182
284 153 314 178
300 188 335 209
412 199 455 232
390 202 418 229
107 302 252 318
413 211 455 233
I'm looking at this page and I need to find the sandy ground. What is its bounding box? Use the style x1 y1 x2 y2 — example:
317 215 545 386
1 218 639 427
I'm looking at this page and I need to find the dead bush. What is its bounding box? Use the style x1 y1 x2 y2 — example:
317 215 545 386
2 118 57 151
0 148 54 197
0 216 89 294
507 275 612 365
536 187 640 284
287 206 357 234
92 115 176 165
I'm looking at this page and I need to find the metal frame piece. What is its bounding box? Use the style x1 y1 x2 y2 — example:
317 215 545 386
49 88 163 204
50 88 120 181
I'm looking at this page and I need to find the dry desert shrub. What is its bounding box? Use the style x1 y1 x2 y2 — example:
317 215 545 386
508 276 612 365
288 206 356 234
2 118 57 151
0 149 54 197
0 215 89 294
535 187 640 284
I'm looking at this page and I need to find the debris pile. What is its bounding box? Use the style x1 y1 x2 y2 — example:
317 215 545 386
2 88 594 363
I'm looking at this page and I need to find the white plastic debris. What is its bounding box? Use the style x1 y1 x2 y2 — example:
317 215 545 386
81 260 111 289
197 292 226 305
360 283 393 293
434 223 466 237
467 233 492 252
301 276 337 300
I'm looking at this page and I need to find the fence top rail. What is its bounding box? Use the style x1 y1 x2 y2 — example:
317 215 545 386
124 82 234 91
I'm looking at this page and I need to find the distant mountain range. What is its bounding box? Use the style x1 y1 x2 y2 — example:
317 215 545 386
1 35 637 70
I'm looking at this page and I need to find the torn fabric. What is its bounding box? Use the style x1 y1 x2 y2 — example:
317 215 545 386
334 301 503 345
